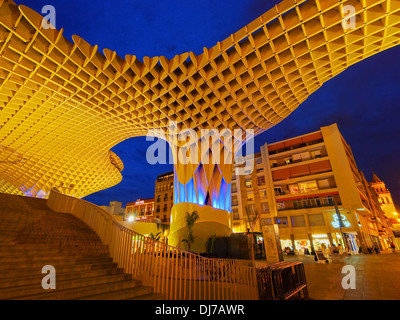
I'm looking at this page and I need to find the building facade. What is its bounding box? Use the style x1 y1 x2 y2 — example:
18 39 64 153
154 171 174 223
370 173 399 227
125 199 155 222
100 201 126 220
232 123 393 254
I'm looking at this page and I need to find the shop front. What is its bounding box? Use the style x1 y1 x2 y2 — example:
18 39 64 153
294 239 311 255
280 239 292 250
343 232 359 253
311 234 331 251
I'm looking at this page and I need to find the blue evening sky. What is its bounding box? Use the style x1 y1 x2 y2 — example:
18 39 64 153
17 0 400 208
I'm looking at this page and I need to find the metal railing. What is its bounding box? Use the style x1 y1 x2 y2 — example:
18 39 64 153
256 262 308 300
47 189 258 300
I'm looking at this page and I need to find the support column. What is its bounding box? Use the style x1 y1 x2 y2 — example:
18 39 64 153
168 131 239 253
327 233 334 246
260 143 283 262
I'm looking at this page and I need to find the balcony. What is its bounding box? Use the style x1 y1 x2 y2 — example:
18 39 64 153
269 139 324 155
275 186 338 198
277 195 341 211
271 154 327 169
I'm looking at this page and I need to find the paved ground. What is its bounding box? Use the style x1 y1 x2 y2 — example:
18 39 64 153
282 251 400 300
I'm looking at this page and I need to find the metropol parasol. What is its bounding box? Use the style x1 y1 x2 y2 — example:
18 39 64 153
0 0 399 247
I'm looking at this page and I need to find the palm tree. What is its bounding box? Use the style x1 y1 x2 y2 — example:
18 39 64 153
181 211 199 252
149 232 162 241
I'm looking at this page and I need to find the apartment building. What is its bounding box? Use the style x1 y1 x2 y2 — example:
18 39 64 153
154 171 174 223
232 123 393 254
125 198 154 222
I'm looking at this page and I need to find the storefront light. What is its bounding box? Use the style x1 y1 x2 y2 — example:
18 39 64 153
312 234 328 238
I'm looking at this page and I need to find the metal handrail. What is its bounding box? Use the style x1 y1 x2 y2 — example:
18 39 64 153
47 188 259 300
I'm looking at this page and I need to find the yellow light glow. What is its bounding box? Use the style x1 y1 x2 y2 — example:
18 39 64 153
0 0 399 198
312 234 328 239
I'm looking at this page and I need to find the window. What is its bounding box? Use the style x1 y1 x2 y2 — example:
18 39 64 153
291 215 306 227
247 193 254 201
156 206 160 213
318 179 330 189
298 180 318 193
311 149 321 159
258 176 265 186
275 217 288 227
289 184 299 194
245 179 253 188
261 218 273 226
275 187 283 195
261 202 269 213
260 189 267 199
308 214 325 226
277 201 285 210
285 157 293 165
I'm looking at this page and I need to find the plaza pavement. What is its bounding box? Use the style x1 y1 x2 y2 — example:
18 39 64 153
282 251 400 300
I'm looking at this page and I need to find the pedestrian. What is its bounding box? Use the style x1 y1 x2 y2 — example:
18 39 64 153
390 242 396 254
258 239 263 255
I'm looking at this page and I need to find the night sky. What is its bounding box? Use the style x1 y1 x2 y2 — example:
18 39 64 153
17 0 400 209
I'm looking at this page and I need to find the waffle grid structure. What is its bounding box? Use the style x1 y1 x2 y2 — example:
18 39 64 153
0 0 399 198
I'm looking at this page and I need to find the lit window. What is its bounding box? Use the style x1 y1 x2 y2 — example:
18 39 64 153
298 181 318 193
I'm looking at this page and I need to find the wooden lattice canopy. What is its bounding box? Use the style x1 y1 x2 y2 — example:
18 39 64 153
0 0 399 198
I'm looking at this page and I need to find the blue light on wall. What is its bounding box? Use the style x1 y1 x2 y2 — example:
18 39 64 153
332 214 351 228
173 169 232 211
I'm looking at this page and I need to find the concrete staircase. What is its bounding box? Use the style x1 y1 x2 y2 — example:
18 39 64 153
0 193 165 300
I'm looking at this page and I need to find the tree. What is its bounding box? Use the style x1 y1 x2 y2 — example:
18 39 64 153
181 211 199 252
245 206 262 266
149 232 162 241
205 234 217 257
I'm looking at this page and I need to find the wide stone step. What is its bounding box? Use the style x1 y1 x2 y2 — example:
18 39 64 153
0 273 133 299
0 256 114 271
0 248 109 258
0 253 110 264
0 262 119 279
0 267 125 286
15 279 143 300
0 193 159 301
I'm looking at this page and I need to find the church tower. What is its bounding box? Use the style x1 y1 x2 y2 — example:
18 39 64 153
370 173 399 227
